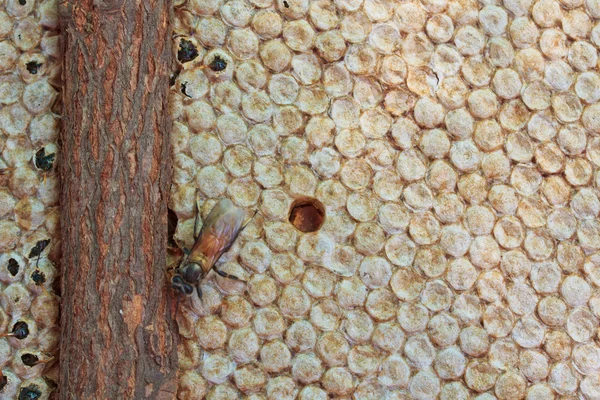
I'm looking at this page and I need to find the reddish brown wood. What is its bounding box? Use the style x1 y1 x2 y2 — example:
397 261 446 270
58 1 178 398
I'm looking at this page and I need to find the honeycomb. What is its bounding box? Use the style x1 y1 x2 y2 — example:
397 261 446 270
170 0 600 399
0 0 61 398
3 0 600 398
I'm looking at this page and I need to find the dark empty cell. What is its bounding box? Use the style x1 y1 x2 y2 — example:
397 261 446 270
12 321 29 340
29 239 50 259
283 0 290 7
289 198 326 233
31 270 46 285
177 39 199 63
169 70 180 87
34 148 55 171
7 258 19 276
18 386 41 400
0 373 6 391
209 55 227 72
18 0 26 5
25 61 42 75
181 82 190 98
46 378 57 390
21 353 39 367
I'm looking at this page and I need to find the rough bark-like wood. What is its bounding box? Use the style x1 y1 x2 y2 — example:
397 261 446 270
58 1 177 399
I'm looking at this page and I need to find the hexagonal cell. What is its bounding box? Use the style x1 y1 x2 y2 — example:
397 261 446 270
288 197 326 233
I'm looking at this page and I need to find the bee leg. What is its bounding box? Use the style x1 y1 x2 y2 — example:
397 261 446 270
196 284 203 299
194 191 202 239
214 266 244 282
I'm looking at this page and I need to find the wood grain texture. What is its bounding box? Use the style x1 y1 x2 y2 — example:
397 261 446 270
58 1 178 398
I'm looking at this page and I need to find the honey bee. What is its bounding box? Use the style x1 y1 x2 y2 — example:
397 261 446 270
171 198 251 298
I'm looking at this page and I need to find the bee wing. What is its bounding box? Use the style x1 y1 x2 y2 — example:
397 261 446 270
190 199 246 269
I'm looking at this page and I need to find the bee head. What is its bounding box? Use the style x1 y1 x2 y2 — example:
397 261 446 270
171 262 204 296
171 275 194 296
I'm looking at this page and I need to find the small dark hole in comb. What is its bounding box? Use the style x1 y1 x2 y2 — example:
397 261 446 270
289 198 326 233
18 385 41 400
177 39 199 63
29 240 50 258
21 353 39 367
26 61 42 75
7 258 19 276
12 321 29 340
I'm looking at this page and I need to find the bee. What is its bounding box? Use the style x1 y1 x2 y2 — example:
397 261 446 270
33 146 57 185
171 198 252 298
34 148 55 172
